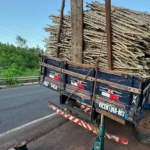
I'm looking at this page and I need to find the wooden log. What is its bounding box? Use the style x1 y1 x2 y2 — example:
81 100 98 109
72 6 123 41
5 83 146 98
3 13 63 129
44 1 150 76
71 0 83 63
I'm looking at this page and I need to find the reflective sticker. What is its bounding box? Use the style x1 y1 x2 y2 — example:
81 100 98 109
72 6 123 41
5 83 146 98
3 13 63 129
99 86 121 101
54 75 60 81
71 80 77 86
77 83 84 89
132 95 137 105
49 72 60 81
77 80 84 89
110 94 119 101
102 92 110 97
49 73 54 79
102 92 119 101
71 80 84 89
50 83 57 90
43 81 49 87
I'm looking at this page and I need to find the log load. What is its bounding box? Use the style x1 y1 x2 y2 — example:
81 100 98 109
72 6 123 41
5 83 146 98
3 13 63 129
43 2 150 77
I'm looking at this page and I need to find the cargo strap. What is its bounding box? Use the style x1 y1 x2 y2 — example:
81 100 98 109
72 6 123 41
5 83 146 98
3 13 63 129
64 67 94 104
90 29 106 121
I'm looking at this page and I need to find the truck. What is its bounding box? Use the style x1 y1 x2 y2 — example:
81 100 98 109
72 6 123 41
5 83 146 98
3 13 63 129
39 0 150 148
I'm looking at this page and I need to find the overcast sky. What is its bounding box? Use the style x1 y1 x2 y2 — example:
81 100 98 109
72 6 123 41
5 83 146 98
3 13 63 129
0 0 150 50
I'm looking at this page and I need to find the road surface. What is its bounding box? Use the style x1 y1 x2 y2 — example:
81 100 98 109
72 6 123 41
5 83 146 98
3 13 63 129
0 85 150 150
0 85 58 133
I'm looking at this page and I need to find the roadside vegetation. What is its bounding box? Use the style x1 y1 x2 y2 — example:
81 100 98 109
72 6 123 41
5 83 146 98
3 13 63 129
0 36 43 85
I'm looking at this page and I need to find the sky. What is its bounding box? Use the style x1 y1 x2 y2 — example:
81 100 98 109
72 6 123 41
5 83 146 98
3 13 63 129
0 0 150 50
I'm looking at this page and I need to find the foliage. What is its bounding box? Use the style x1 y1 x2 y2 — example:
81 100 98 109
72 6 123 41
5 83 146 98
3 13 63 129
0 39 43 85
16 35 27 48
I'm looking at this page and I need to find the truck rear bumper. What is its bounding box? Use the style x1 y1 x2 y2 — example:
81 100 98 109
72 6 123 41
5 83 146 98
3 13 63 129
48 101 128 145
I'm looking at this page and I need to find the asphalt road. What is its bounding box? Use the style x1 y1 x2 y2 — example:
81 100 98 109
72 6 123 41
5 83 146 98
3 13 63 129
0 85 150 150
0 85 58 133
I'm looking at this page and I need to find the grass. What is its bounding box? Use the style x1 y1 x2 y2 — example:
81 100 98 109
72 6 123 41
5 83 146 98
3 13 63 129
0 68 40 85
19 69 40 77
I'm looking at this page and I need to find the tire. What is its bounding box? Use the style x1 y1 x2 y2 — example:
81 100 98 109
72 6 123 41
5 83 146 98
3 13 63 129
136 117 150 145
137 132 150 145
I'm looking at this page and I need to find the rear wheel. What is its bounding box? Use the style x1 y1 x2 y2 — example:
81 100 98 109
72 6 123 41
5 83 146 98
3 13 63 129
136 117 150 145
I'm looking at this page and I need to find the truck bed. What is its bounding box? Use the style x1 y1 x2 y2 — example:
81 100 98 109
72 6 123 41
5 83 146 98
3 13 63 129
39 55 150 124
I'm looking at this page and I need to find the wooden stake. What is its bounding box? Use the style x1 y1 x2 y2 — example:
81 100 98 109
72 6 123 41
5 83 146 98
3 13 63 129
56 0 65 58
105 0 112 70
71 0 83 63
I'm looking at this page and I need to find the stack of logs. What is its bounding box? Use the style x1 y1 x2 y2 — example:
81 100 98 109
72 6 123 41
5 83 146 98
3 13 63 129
44 1 150 77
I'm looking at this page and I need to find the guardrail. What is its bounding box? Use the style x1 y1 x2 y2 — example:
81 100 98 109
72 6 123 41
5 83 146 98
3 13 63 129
0 76 39 82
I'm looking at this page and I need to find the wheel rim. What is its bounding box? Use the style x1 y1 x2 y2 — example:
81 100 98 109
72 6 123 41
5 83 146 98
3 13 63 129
143 119 150 129
137 117 150 134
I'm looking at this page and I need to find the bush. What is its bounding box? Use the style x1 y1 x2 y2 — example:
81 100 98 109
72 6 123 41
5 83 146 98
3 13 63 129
0 42 42 85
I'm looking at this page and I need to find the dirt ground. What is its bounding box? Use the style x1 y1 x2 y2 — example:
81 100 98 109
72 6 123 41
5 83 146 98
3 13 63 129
28 113 150 150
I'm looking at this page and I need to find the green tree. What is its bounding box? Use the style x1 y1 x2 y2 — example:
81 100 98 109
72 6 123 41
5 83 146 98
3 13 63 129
0 42 40 80
16 35 27 48
29 45 44 55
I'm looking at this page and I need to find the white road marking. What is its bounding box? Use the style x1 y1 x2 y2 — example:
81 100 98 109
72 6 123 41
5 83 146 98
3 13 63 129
0 113 57 138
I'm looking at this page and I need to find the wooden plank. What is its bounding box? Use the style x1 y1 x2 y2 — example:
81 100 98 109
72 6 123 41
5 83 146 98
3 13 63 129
39 62 141 94
105 0 112 70
41 55 144 79
71 0 83 63
96 109 126 125
39 62 93 81
96 78 141 94
56 0 65 57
